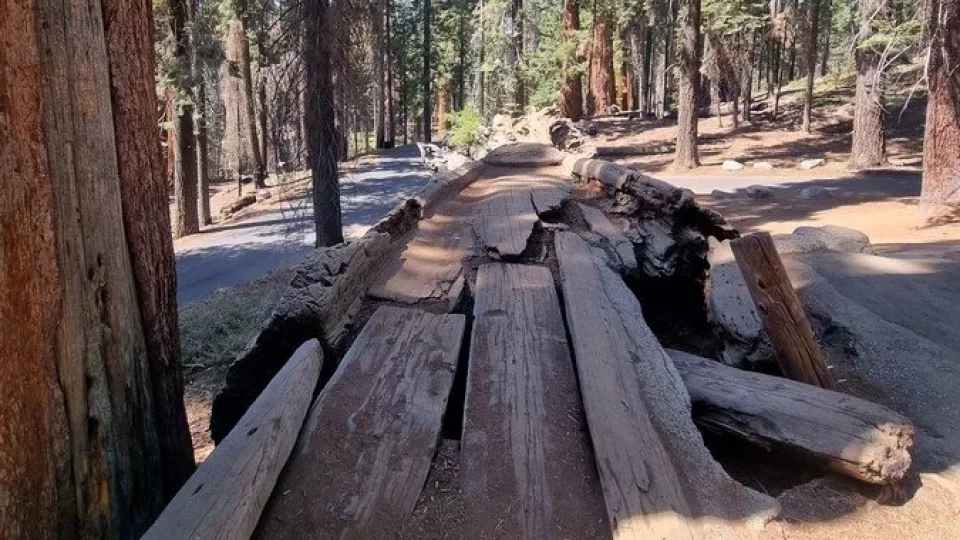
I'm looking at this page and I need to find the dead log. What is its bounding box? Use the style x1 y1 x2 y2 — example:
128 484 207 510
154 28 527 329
731 232 834 388
555 232 778 538
667 349 915 485
143 341 323 540
566 157 735 284
209 201 419 442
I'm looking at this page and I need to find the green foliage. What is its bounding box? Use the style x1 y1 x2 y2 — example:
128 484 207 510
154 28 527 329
447 106 485 148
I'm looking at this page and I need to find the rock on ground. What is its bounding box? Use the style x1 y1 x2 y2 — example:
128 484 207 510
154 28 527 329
798 186 832 200
722 160 745 170
793 225 872 253
746 185 774 199
799 158 826 170
753 162 775 170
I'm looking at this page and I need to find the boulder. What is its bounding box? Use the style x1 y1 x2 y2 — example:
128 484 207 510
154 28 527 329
721 160 745 171
798 186 832 200
771 233 829 255
745 184 774 199
752 161 775 170
711 189 736 200
799 158 826 170
793 225 872 253
257 189 272 201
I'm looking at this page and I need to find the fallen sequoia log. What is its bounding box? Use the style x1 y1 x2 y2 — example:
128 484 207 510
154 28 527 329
143 341 323 540
566 157 736 282
667 349 915 485
210 162 483 442
555 231 779 538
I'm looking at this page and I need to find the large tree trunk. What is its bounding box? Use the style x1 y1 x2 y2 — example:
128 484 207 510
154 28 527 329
197 80 212 225
1 0 191 537
172 0 199 238
802 0 821 132
820 0 832 76
674 0 702 169
588 0 616 115
305 0 344 247
560 0 584 120
235 17 267 186
423 0 432 142
849 0 888 168
920 0 960 205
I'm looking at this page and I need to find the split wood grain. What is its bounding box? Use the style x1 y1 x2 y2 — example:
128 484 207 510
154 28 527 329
474 184 539 258
577 203 638 270
554 232 696 540
731 232 834 388
668 349 914 484
255 306 465 540
461 264 608 539
142 340 324 540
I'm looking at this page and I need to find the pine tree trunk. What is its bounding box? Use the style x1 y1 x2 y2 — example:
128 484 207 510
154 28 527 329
197 80 212 225
802 0 821 132
172 0 199 237
660 0 676 117
560 0 584 120
674 0 701 169
423 0 432 142
820 0 832 76
589 0 616 115
920 0 960 205
305 0 344 247
2 0 192 537
258 69 269 172
849 0 888 168
385 5 396 147
511 0 525 111
236 18 266 186
712 79 724 127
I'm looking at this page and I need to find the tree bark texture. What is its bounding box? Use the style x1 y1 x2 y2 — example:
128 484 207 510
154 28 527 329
588 0 616 115
849 0 888 168
802 0 821 132
235 18 267 185
560 0 584 120
920 0 960 205
2 0 192 537
196 80 212 225
423 0 432 142
305 0 345 247
674 0 702 169
171 0 199 237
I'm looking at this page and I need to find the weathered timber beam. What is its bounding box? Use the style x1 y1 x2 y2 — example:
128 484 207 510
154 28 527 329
731 232 834 388
668 349 915 485
143 341 323 540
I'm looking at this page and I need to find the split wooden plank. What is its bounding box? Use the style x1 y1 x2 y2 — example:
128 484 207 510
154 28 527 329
577 203 638 271
731 232 835 388
461 264 608 539
473 182 539 258
555 231 778 539
256 307 465 539
554 232 695 539
143 340 323 540
368 198 471 308
667 349 915 484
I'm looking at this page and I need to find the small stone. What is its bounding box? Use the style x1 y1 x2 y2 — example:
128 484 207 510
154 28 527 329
799 158 826 170
721 160 745 171
793 225 872 253
752 161 774 170
745 185 773 199
584 122 599 136
798 186 832 200
257 189 272 201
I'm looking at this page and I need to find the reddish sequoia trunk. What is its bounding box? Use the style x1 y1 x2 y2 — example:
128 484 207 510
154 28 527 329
1 1 192 538
588 0 616 115
849 0 888 168
559 0 584 120
103 0 196 498
674 0 702 169
920 0 960 205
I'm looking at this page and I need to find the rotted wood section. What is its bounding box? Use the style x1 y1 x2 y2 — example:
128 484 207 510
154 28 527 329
256 307 465 539
461 263 608 539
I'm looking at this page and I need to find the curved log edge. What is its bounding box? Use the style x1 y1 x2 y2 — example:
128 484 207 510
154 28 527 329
210 161 484 442
668 349 915 485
